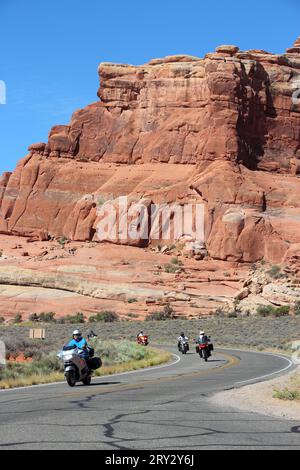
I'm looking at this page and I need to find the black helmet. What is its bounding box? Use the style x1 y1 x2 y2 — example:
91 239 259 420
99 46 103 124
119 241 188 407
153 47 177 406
181 332 185 337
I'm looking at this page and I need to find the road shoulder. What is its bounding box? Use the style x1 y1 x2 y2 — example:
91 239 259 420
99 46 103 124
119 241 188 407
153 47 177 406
209 370 300 421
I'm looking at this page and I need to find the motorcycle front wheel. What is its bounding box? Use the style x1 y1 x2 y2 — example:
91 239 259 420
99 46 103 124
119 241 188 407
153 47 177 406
66 371 76 388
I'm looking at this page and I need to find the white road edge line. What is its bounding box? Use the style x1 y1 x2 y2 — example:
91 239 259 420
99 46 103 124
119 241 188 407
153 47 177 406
0 353 181 393
235 352 294 386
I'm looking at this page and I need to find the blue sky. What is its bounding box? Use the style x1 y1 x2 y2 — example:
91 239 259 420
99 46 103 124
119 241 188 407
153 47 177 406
0 0 299 175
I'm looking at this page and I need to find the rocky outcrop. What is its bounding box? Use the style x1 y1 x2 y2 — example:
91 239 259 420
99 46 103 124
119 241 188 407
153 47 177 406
0 39 300 264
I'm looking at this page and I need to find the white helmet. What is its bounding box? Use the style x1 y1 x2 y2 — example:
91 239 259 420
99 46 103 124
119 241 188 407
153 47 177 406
73 330 81 336
200 331 205 335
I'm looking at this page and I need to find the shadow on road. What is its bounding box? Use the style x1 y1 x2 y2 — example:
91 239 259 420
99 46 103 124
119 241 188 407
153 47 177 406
78 382 121 387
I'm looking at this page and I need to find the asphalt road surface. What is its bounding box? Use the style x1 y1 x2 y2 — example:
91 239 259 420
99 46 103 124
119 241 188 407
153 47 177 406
0 348 299 450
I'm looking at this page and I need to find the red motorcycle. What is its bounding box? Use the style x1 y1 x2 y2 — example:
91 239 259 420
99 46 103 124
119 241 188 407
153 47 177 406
137 335 149 346
196 341 213 362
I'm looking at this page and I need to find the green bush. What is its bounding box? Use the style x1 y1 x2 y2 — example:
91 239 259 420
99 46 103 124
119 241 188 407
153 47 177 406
29 312 56 323
58 236 68 247
89 311 119 323
257 305 290 317
273 388 300 401
58 312 85 324
13 314 23 324
164 264 178 274
295 303 300 316
29 313 39 322
39 312 56 323
93 339 152 366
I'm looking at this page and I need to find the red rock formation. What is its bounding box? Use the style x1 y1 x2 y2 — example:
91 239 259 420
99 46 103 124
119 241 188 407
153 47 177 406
0 39 300 263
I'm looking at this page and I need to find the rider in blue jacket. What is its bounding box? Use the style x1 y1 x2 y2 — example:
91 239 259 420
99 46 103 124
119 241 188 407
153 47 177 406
68 330 89 359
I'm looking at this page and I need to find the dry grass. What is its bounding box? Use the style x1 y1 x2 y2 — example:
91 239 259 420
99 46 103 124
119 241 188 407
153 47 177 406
0 372 64 390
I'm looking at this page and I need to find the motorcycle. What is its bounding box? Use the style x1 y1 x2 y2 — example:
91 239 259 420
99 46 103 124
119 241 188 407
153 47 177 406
179 339 189 355
196 340 213 362
137 335 149 346
58 345 101 387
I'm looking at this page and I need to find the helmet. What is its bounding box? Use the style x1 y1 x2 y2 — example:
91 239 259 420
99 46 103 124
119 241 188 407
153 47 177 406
200 331 205 335
73 330 81 337
181 332 185 337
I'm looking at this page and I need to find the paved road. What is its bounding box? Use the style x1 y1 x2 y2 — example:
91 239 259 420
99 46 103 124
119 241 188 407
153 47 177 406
0 348 299 450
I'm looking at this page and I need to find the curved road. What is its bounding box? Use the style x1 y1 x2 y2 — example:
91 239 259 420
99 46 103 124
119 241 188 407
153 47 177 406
0 348 299 450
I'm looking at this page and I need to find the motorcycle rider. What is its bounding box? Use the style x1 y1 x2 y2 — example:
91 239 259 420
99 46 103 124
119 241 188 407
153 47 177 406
178 332 189 351
137 331 145 339
68 330 89 360
197 330 209 344
196 330 212 356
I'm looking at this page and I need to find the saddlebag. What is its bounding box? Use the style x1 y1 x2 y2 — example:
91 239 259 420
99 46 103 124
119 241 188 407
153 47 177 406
88 357 102 370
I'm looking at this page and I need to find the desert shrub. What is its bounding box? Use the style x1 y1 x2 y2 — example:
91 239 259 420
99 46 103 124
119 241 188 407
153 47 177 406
295 303 300 316
127 298 138 304
58 236 68 247
164 264 178 274
58 312 85 324
39 312 56 323
267 265 283 279
13 314 23 324
29 313 39 322
146 304 175 321
273 389 300 401
29 312 56 323
257 305 290 317
0 317 5 324
93 339 151 366
89 311 119 323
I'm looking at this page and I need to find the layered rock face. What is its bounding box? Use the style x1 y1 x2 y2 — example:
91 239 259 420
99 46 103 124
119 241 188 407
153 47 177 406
1 38 300 264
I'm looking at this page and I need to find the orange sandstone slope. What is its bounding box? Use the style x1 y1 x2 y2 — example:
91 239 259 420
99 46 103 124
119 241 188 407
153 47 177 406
1 39 300 266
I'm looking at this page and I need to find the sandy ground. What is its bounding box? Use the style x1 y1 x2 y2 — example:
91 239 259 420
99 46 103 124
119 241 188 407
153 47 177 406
210 369 300 421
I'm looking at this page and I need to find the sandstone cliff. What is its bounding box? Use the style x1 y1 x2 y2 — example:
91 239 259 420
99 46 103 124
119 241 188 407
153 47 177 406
1 38 300 265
